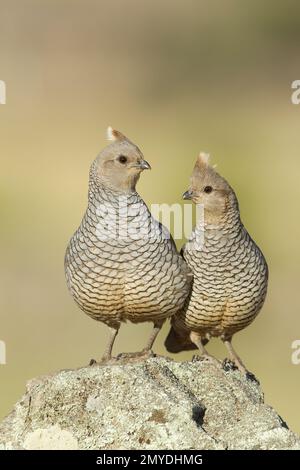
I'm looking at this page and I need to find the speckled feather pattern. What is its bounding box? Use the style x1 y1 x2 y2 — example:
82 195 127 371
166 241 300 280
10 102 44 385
65 181 191 328
173 199 268 338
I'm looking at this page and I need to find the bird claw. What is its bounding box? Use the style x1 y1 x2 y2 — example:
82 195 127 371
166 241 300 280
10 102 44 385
246 371 259 384
223 358 242 371
89 355 115 366
222 357 258 381
192 353 221 367
140 349 155 358
117 349 155 360
89 358 98 366
228 357 247 375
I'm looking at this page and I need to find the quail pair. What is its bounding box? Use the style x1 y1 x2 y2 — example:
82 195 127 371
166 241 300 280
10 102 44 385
65 129 268 371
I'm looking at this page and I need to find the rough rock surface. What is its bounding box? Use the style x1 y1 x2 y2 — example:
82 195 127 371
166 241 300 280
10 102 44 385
0 355 299 450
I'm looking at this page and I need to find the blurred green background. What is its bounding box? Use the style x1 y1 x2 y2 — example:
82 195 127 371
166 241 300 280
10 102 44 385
1 0 300 434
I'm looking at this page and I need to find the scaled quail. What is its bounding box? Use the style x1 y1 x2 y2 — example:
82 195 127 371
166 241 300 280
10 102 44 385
65 128 191 361
165 152 268 372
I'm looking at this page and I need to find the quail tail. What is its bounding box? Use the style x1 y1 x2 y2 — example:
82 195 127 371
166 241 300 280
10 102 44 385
164 326 198 353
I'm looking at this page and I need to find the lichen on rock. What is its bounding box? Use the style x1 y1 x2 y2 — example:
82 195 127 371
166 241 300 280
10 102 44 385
0 355 299 450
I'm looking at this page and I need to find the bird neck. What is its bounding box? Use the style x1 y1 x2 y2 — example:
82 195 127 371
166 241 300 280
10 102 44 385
201 191 241 230
88 180 140 207
191 200 242 248
84 182 155 243
203 205 241 231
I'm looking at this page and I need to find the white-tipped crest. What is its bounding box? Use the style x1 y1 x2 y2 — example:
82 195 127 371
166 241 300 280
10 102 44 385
106 127 128 142
198 152 210 165
107 126 116 141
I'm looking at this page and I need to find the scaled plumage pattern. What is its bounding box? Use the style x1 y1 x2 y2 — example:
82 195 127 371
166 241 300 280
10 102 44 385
165 153 268 372
65 128 191 360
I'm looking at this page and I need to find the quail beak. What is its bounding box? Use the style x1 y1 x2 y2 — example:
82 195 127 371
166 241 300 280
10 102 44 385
182 189 193 200
138 160 151 170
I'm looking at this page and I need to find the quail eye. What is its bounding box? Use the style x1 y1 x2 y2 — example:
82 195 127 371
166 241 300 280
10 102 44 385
118 155 127 164
203 186 213 194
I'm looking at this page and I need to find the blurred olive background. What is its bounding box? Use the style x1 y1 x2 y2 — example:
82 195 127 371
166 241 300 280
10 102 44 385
1 0 300 433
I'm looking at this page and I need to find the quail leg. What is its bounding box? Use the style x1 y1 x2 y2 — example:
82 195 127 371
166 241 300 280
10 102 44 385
190 331 221 366
101 325 120 361
118 320 165 359
140 319 165 354
222 336 247 373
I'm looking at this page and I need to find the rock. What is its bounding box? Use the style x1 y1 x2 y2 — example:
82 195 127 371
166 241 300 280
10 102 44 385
0 355 299 450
